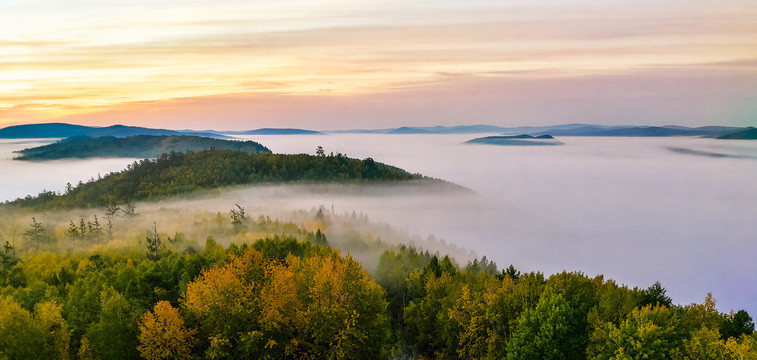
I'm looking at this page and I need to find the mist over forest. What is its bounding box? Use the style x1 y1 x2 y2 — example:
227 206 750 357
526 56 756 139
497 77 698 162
1 133 755 359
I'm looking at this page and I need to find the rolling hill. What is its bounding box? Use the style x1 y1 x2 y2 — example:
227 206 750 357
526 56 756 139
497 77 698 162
14 135 271 160
6 149 438 209
0 123 227 139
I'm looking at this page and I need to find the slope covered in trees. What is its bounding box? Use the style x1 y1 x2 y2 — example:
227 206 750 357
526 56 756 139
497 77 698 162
14 135 270 160
0 205 754 360
6 149 429 209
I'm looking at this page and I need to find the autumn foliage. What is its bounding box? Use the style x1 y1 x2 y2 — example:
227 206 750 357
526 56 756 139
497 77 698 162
183 248 390 359
138 301 197 360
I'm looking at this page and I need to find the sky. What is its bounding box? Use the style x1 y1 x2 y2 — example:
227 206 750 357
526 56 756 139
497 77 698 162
1 0 756 130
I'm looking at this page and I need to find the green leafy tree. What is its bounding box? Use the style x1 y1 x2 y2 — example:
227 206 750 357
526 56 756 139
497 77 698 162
506 292 584 360
672 326 729 360
25 217 51 248
403 272 461 359
85 286 141 360
721 310 754 340
35 301 72 360
147 222 167 261
598 304 684 360
642 281 673 308
89 215 103 242
0 241 18 272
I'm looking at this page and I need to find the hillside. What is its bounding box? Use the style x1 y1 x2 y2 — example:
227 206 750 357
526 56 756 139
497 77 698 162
14 135 271 160
0 123 227 139
717 127 757 140
6 149 430 208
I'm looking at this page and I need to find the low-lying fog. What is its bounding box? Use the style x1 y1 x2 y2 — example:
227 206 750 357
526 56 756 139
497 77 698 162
0 139 138 201
2 135 756 315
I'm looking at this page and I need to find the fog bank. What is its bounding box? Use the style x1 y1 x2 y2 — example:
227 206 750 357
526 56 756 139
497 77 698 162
238 134 757 315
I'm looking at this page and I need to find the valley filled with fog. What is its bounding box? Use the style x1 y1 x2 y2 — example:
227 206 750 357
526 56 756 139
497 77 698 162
1 134 756 315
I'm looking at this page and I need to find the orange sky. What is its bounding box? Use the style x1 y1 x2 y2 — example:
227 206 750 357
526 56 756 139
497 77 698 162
1 0 756 129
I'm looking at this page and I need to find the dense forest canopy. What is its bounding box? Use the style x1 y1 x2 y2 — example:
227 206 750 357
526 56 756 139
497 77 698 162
14 135 270 160
5 149 430 209
0 204 754 360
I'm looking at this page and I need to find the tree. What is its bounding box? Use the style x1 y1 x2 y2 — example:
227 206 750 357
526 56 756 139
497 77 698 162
35 301 72 360
67 220 82 241
498 264 521 281
316 146 325 157
403 272 461 359
721 310 754 340
506 292 584 360
138 301 197 360
672 326 729 360
313 228 328 245
599 304 684 360
230 204 246 226
104 204 120 240
0 241 18 271
90 215 103 242
123 202 137 218
184 248 390 359
642 281 673 308
85 286 141 360
448 285 489 359
25 217 51 248
0 296 50 359
147 222 167 261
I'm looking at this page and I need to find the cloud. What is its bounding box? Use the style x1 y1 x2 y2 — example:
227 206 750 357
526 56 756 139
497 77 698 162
2 0 756 126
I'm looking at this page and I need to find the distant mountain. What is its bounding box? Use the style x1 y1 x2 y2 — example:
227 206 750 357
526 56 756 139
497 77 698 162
717 127 757 140
15 135 270 160
225 128 324 135
530 126 746 137
388 127 436 134
465 134 563 146
331 125 513 134
0 123 228 139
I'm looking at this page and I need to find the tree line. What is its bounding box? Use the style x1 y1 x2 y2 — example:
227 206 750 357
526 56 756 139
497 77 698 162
0 210 754 359
5 149 428 210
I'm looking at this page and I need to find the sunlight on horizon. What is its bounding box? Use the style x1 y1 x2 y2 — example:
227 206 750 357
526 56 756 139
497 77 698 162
1 0 756 128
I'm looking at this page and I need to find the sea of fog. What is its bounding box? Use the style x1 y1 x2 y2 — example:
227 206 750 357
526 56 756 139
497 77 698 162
1 135 756 315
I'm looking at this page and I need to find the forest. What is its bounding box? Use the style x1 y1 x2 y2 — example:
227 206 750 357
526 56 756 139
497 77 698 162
14 135 270 161
0 199 754 360
5 149 429 209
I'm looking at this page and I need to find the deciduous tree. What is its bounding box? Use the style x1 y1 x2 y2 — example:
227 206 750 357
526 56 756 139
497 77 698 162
138 301 197 360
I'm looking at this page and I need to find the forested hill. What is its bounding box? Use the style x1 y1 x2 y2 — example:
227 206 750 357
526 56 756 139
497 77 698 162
14 135 270 160
7 149 429 208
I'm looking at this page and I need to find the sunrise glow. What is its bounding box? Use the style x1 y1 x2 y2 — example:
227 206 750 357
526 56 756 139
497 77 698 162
1 0 756 129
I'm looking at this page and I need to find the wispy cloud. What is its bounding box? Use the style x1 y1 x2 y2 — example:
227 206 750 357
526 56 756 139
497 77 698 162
1 0 755 126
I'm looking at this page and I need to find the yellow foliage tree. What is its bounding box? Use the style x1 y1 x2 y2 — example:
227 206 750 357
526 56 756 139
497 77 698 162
35 301 71 360
137 301 197 360
77 337 95 360
183 248 390 359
